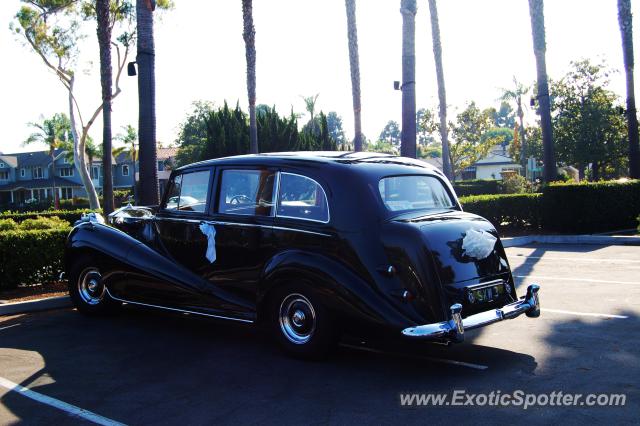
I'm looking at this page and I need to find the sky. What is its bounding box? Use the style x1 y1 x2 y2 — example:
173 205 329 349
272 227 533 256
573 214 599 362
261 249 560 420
1 0 639 154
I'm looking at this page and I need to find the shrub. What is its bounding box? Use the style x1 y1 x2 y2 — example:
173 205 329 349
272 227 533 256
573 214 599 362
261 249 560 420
0 227 70 289
460 193 542 230
501 174 528 194
1 209 96 225
453 179 501 196
19 216 70 230
542 180 640 233
0 218 18 232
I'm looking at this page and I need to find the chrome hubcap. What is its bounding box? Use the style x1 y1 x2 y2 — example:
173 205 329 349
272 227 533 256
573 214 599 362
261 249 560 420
78 267 105 306
279 293 316 345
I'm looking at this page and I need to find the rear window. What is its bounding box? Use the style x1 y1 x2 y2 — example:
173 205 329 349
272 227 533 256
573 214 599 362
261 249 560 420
378 175 455 212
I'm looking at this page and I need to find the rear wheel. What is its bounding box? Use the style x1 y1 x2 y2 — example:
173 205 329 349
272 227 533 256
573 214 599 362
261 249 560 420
270 285 337 360
68 256 118 315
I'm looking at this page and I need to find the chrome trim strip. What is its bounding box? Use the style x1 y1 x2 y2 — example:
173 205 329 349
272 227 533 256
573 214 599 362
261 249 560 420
271 226 331 237
105 288 254 323
155 216 331 237
401 284 541 341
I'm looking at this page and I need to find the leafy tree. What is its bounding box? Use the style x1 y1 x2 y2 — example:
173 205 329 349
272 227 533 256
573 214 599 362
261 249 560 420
379 120 401 146
242 0 258 154
24 113 72 208
551 60 628 180
528 0 557 181
400 0 417 158
618 0 640 178
418 144 442 158
367 140 398 155
489 101 516 128
12 0 146 209
449 102 506 180
427 0 453 179
326 112 347 146
345 0 363 151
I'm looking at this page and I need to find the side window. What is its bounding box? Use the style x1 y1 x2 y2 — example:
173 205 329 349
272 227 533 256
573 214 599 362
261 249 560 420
218 169 276 216
164 170 210 213
277 173 329 223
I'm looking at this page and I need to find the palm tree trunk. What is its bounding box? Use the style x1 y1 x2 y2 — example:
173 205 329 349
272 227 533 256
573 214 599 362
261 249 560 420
97 0 115 214
618 0 640 178
68 76 100 209
428 0 453 179
345 0 362 152
242 0 258 154
400 0 417 158
528 0 557 182
137 0 159 205
517 98 527 172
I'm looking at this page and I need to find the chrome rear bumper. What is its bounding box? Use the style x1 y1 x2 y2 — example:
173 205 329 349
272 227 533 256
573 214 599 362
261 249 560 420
401 284 540 342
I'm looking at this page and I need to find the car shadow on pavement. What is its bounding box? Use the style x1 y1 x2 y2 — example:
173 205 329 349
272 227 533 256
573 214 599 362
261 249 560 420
0 306 541 424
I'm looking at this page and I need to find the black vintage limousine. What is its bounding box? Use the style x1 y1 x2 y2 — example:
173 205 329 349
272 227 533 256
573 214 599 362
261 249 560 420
65 152 540 359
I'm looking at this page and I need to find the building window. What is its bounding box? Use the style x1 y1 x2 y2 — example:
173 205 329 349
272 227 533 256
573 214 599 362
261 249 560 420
0 163 4 168
158 161 164 172
20 168 25 177
63 157 69 164
91 166 100 179
122 165 130 176
60 187 73 199
0 171 8 180
33 167 43 179
60 167 74 177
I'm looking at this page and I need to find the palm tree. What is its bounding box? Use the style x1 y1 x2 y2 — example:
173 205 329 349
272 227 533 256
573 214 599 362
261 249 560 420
500 77 530 173
24 113 71 209
400 0 417 158
97 0 114 214
345 0 363 152
115 125 139 200
301 94 320 135
427 0 453 179
136 0 159 205
242 0 258 154
528 0 557 181
618 0 640 178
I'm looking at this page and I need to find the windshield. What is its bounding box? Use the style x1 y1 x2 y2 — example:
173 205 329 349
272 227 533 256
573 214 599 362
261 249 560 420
378 175 455 212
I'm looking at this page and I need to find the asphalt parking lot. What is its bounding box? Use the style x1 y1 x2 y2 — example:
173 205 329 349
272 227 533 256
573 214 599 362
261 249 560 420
1 243 638 425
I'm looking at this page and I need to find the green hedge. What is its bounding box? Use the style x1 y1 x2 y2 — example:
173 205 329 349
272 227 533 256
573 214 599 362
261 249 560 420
460 193 542 230
1 209 96 225
541 180 640 233
460 180 640 233
453 179 502 196
0 227 70 289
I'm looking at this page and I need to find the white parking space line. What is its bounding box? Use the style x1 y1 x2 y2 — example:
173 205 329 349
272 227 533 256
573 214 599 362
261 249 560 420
0 324 21 331
340 343 489 371
515 275 640 285
0 376 125 426
542 308 629 319
509 255 640 264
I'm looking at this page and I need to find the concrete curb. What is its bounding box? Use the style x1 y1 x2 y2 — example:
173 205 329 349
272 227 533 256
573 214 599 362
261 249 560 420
0 295 71 316
501 234 640 247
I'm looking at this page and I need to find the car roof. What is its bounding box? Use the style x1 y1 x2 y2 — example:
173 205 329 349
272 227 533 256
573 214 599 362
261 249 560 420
177 151 442 175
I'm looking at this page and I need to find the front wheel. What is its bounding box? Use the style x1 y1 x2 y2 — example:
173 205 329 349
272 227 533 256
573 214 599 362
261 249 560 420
271 285 337 360
68 256 118 315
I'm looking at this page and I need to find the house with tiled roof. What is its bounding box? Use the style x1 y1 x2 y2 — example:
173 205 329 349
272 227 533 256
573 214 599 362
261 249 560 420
0 147 176 208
